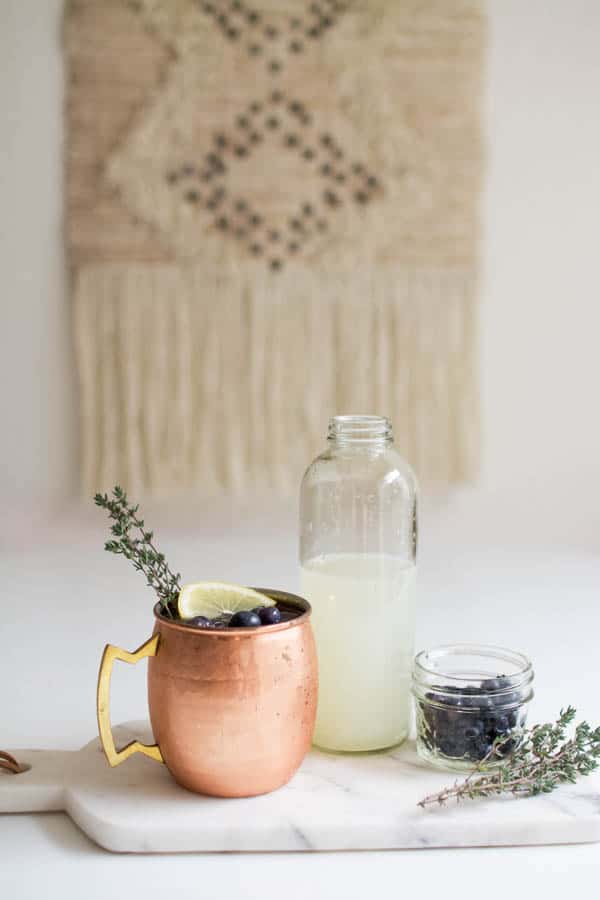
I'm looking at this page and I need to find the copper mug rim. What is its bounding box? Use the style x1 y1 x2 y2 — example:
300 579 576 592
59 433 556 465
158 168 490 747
153 587 312 636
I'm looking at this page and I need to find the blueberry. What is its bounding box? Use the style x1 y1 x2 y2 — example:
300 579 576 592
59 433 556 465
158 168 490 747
464 721 484 741
453 736 468 757
470 738 493 761
425 691 444 703
499 691 522 709
459 695 476 708
433 707 452 733
439 684 463 706
438 736 460 757
458 685 489 710
431 685 466 708
255 606 281 625
463 694 494 711
483 712 498 733
481 677 502 692
496 736 517 757
229 610 261 628
426 690 445 705
495 714 511 733
483 676 517 708
187 615 212 628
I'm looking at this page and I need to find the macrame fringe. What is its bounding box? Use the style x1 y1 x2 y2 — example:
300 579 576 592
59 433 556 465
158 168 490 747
74 262 478 497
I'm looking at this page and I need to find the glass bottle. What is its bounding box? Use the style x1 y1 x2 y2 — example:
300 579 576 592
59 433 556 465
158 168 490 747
300 415 418 752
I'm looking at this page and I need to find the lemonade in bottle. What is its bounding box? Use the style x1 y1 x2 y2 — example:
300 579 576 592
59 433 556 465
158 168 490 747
300 416 417 752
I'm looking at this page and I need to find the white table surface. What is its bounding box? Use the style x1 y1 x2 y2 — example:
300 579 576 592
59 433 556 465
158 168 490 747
1 497 599 898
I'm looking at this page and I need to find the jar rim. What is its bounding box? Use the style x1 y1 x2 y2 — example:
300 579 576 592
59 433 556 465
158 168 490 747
413 643 533 685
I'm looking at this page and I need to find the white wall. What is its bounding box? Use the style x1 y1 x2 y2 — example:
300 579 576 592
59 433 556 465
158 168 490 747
481 0 600 546
1 1 599 546
0 0 75 517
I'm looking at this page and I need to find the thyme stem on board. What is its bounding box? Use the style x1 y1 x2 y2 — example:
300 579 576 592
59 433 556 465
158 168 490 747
418 707 600 808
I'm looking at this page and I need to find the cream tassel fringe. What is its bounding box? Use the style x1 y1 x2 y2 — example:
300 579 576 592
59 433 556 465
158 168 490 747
74 262 478 496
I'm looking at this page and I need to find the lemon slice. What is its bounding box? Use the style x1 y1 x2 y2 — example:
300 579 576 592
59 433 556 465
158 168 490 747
177 582 274 621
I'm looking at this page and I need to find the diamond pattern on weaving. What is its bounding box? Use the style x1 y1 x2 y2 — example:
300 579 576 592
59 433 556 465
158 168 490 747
163 89 383 270
106 0 397 269
196 0 352 76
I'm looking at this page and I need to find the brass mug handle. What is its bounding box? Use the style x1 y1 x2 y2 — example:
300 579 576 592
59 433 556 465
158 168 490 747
96 634 164 767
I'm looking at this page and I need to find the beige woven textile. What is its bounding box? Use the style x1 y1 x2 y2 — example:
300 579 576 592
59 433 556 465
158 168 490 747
66 0 485 496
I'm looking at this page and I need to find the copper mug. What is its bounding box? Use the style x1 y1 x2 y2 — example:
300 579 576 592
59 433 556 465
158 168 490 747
96 589 317 797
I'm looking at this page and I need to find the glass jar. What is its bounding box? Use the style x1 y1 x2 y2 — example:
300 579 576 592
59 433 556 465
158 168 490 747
412 644 534 772
299 415 418 752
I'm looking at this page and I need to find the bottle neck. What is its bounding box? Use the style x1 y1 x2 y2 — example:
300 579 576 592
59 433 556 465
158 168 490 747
327 415 393 447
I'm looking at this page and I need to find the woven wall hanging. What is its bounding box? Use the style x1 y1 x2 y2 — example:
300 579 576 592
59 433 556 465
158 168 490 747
66 0 485 495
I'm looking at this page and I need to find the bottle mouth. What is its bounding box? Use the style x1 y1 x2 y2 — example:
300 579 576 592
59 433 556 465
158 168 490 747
327 415 393 444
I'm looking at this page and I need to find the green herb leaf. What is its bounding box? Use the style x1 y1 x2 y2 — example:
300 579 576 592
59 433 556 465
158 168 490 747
95 486 180 617
418 708 600 809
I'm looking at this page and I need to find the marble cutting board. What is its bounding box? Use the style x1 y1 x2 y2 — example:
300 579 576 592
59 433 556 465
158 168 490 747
1 722 599 853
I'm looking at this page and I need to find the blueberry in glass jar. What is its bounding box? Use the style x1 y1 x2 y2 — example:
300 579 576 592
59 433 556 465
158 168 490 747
422 679 518 763
412 645 534 772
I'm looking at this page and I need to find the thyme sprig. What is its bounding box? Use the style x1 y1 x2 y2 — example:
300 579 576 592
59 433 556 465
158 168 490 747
94 486 181 618
418 707 600 808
